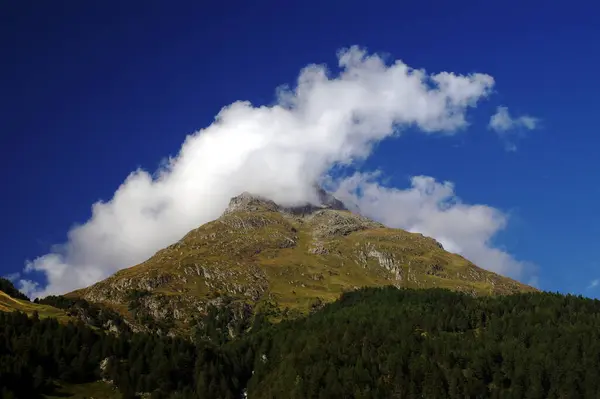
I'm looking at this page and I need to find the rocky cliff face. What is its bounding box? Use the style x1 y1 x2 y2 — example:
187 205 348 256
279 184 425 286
67 188 535 335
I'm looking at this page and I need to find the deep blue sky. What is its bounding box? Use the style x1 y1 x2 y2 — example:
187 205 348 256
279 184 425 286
2 0 599 296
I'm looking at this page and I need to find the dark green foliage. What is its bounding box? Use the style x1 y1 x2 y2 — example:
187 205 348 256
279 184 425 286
0 277 29 301
4 287 600 398
0 309 249 398
246 287 600 398
0 312 106 398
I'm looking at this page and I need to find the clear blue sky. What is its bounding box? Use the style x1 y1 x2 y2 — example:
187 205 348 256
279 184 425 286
2 0 599 296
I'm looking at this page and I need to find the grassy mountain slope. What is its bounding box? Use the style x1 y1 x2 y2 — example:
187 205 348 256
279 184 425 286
68 192 535 333
0 277 70 321
0 290 70 321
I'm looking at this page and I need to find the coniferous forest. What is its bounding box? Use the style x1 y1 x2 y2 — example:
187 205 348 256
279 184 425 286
2 283 600 398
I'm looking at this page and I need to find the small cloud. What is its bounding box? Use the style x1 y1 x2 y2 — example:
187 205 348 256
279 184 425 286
488 106 540 150
588 279 599 289
3 272 20 282
489 106 539 132
18 279 39 298
504 142 517 152
527 275 540 289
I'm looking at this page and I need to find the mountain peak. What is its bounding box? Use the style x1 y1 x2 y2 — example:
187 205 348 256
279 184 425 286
222 192 280 215
314 187 348 211
223 187 348 216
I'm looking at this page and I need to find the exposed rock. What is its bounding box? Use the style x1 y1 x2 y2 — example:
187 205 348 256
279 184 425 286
309 210 384 238
426 263 446 277
308 242 329 254
223 186 348 217
223 192 280 215
99 357 114 384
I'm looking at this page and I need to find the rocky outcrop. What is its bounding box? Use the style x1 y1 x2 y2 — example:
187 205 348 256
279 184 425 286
223 192 280 215
308 210 384 238
223 187 348 217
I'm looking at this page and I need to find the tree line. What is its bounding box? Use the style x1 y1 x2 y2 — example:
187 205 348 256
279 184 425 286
2 280 600 398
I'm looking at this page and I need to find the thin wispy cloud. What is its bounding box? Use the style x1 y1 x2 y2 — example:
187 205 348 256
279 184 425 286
489 106 539 132
19 46 535 298
588 279 599 289
488 106 540 151
3 272 20 282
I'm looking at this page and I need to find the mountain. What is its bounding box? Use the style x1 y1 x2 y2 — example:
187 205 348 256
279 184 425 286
67 189 535 334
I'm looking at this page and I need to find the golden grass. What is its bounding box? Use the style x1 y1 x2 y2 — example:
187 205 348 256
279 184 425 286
0 291 71 322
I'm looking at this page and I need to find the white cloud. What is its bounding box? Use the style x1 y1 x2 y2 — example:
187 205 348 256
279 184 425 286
1 273 39 298
18 279 39 298
488 106 540 151
22 46 505 297
333 173 535 279
3 272 20 282
588 279 599 289
489 106 539 132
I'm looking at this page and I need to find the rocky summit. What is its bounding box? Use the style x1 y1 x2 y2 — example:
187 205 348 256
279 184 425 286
67 189 535 335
